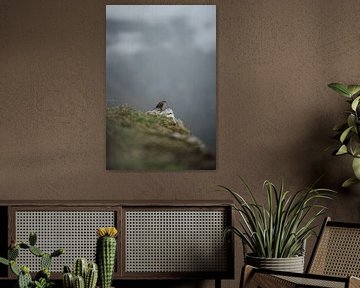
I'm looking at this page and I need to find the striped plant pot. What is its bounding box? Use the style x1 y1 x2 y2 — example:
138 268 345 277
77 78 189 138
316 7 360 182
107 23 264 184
245 254 305 273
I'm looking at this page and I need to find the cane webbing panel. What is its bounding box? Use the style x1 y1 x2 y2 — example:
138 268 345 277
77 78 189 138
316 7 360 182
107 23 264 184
125 210 227 273
248 273 297 288
309 226 360 277
15 211 115 272
277 275 345 288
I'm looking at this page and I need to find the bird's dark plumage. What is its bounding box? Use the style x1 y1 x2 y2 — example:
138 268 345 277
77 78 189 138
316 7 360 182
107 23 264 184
155 100 167 111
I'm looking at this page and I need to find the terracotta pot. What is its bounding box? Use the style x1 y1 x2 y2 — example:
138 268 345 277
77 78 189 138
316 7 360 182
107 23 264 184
245 254 304 273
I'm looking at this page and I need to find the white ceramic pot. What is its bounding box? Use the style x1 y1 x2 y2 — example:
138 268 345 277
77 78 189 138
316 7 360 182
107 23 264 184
245 254 305 273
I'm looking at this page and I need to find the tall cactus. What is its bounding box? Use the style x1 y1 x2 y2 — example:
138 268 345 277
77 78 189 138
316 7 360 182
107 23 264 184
96 227 118 288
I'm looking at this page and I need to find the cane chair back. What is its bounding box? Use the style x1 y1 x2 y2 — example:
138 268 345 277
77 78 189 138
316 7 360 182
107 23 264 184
307 217 360 278
241 217 360 288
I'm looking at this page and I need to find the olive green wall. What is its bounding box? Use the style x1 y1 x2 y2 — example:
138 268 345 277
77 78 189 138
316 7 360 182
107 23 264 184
1 0 360 287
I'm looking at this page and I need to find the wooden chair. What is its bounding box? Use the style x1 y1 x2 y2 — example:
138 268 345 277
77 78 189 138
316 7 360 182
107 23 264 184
241 217 360 288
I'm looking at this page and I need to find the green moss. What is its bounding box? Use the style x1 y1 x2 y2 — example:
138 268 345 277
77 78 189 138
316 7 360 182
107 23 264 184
106 105 215 170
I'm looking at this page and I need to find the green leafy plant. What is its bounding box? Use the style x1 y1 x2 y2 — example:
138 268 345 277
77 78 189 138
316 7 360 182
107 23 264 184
219 178 334 258
32 278 54 288
0 232 63 288
328 82 360 187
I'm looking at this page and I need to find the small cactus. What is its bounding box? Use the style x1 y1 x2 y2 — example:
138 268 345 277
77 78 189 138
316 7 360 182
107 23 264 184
74 275 85 288
10 260 20 276
0 232 63 288
74 258 88 279
35 268 50 281
41 253 52 270
63 272 74 288
19 243 29 249
63 259 98 288
96 227 118 288
21 265 30 274
29 232 37 246
85 263 98 288
29 245 44 257
18 269 32 288
51 248 64 257
9 247 19 260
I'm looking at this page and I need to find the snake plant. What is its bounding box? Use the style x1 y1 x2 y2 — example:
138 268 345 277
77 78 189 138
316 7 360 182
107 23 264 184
219 178 335 258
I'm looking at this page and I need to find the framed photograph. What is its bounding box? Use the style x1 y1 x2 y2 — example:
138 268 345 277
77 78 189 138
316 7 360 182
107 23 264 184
106 5 216 171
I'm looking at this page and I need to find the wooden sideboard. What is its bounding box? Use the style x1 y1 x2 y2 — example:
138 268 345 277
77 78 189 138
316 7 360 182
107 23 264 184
0 201 234 288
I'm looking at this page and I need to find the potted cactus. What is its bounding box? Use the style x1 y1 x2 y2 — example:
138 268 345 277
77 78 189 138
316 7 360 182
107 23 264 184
62 258 98 288
0 232 64 288
96 227 118 288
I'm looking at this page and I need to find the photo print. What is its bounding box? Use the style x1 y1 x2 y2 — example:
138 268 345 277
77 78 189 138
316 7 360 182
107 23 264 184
106 5 216 170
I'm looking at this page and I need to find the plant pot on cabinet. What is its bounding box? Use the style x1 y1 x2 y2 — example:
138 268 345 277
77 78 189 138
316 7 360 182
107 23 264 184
218 179 334 275
245 254 304 273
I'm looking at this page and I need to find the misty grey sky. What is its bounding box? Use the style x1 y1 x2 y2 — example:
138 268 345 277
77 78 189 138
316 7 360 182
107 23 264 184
106 5 216 153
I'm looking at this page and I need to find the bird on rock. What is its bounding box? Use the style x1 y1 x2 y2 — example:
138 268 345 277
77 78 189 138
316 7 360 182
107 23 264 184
155 100 167 111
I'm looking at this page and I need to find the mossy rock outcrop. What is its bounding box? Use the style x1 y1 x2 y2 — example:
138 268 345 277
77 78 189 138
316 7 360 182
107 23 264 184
106 105 215 170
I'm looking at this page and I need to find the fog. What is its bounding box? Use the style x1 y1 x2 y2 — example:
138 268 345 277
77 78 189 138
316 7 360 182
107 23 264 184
106 5 216 153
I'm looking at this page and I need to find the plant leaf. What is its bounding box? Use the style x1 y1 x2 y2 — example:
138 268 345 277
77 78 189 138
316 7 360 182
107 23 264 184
342 177 360 188
352 96 360 111
336 145 348 155
352 157 360 179
347 114 357 130
349 135 360 156
0 257 9 266
347 85 360 97
340 126 353 143
328 83 351 97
